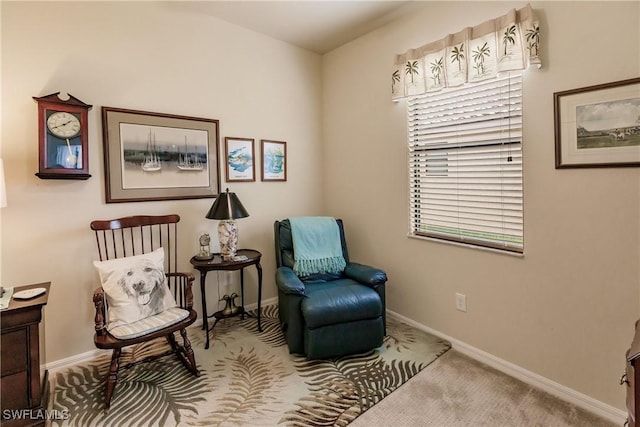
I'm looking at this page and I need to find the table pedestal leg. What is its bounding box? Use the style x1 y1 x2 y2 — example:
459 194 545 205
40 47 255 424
199 272 210 349
256 262 262 332
240 269 245 320
205 317 219 350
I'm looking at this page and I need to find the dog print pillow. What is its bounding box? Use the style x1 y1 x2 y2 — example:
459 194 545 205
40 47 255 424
93 247 178 330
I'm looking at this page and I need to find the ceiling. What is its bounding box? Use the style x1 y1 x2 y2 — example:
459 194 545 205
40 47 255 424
165 1 419 54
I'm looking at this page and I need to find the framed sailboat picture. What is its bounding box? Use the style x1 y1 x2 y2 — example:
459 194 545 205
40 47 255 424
101 107 220 203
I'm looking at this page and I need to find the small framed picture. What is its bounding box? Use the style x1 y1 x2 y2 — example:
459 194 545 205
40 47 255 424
261 140 287 181
224 137 255 182
554 77 640 168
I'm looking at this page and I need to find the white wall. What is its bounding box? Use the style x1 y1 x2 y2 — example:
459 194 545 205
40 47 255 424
1 2 324 362
323 1 639 410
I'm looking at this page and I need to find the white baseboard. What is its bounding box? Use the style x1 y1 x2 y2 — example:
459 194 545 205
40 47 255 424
46 297 280 373
46 348 106 373
387 309 627 425
251 296 278 309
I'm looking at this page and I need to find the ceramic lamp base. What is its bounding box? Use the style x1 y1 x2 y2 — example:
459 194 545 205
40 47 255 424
218 219 238 260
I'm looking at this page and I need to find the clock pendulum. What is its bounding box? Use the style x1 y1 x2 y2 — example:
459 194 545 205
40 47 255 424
64 138 77 168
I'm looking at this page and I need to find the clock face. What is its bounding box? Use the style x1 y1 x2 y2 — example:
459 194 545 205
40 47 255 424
46 111 81 138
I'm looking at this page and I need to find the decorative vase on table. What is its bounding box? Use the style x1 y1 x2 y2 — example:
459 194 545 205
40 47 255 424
218 220 239 261
205 188 249 261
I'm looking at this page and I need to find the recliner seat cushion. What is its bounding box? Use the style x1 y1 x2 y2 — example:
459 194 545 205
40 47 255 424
301 280 382 329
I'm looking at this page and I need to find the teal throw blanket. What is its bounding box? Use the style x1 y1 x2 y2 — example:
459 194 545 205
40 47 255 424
289 216 346 277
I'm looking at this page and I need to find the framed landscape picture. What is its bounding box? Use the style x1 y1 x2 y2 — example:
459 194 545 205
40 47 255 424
554 77 640 168
224 137 255 182
101 107 220 202
261 140 287 181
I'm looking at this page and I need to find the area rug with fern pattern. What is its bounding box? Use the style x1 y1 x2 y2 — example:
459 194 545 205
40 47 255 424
51 305 451 426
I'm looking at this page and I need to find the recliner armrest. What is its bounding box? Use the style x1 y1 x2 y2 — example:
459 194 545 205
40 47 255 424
276 267 306 296
344 262 388 286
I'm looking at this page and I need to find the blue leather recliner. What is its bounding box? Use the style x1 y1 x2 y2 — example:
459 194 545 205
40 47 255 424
274 219 387 359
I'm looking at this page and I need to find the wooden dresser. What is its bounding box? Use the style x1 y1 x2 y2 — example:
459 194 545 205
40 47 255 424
625 319 640 427
0 282 50 427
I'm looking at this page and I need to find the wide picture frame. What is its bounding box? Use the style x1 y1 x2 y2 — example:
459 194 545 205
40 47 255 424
101 107 220 203
224 137 255 182
554 77 640 168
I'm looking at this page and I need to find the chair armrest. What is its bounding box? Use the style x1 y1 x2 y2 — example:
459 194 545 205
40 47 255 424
276 267 306 296
167 272 195 310
92 287 107 337
344 262 388 286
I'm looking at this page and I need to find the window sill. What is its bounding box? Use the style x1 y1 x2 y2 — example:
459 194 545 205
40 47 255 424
407 233 524 258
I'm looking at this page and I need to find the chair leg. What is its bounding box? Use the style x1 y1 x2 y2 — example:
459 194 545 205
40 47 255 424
180 329 199 376
166 331 199 377
166 332 180 352
104 348 121 413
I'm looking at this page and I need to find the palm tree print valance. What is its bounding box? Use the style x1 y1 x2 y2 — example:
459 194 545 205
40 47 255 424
392 4 541 100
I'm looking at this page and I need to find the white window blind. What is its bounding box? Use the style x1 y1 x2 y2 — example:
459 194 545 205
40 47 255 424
408 72 524 253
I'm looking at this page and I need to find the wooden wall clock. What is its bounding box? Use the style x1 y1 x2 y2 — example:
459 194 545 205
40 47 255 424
33 92 92 180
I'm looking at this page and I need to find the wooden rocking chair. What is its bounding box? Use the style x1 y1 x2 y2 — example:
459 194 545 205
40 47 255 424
90 214 199 412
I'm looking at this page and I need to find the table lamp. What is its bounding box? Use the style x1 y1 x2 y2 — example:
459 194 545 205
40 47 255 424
206 188 249 261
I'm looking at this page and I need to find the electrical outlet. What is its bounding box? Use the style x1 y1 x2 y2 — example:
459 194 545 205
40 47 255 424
455 293 467 312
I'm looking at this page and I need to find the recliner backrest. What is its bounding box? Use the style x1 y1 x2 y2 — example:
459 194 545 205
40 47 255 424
274 218 350 279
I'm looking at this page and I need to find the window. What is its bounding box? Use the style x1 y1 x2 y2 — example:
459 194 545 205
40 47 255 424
408 72 523 253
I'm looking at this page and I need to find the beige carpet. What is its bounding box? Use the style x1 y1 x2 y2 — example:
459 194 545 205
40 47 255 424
350 349 617 427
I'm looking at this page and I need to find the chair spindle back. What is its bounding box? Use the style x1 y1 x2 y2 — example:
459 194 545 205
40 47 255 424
90 214 187 307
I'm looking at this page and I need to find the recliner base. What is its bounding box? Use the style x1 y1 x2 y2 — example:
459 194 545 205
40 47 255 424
304 317 384 359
